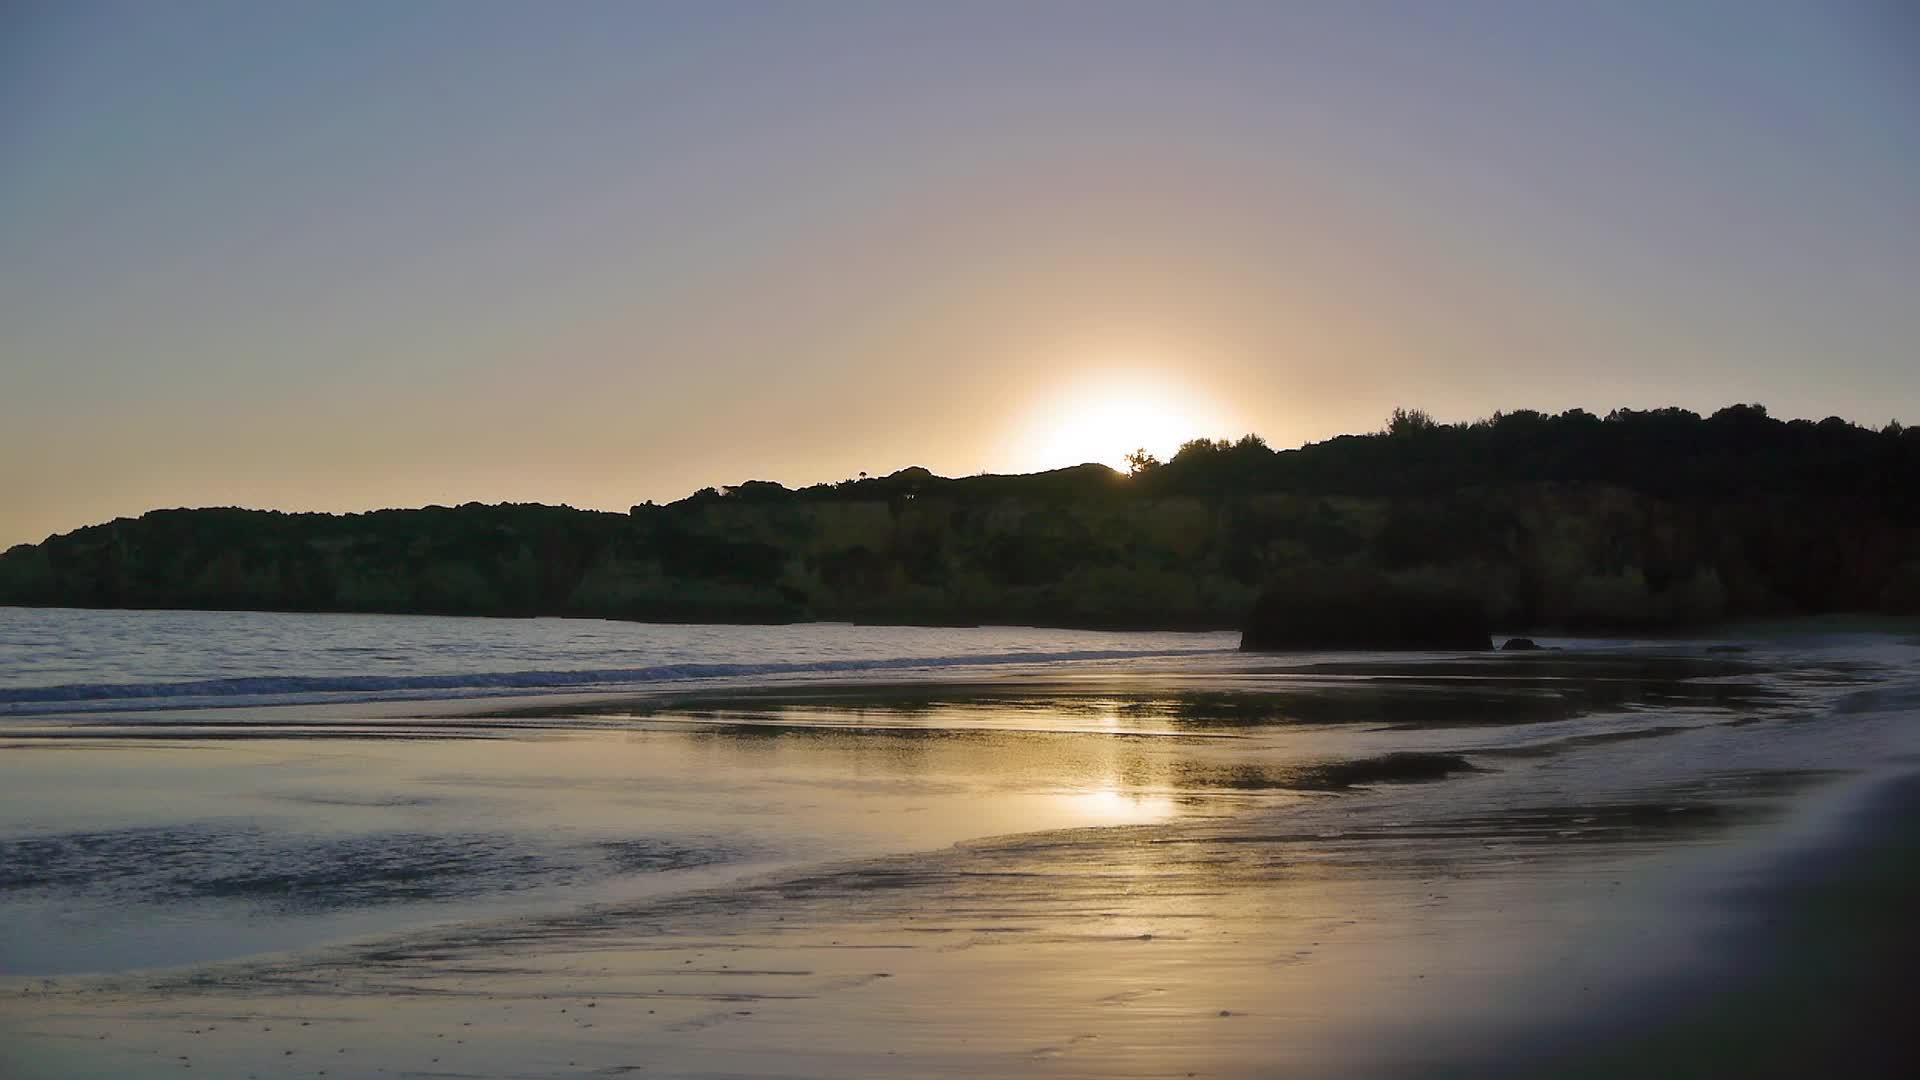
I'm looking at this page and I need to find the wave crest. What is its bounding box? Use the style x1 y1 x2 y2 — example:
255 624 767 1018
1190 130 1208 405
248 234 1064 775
0 647 1223 715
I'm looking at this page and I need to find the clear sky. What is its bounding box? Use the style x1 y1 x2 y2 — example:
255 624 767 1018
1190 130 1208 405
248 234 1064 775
4 1 1916 545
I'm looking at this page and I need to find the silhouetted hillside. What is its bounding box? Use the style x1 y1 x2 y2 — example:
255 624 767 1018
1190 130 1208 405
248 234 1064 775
4 406 1917 629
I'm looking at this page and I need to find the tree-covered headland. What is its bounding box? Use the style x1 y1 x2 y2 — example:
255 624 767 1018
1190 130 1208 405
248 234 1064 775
4 405 1917 632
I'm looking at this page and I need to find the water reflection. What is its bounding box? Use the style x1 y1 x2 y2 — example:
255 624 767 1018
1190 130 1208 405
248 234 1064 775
1062 785 1177 826
592 651 1793 737
0 648 1829 977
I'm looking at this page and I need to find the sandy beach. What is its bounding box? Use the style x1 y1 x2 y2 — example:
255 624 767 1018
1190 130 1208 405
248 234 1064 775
5 634 1917 1078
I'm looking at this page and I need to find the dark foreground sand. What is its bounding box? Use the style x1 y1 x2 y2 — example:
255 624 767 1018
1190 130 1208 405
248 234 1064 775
4 763 1913 1078
1485 769 1920 1079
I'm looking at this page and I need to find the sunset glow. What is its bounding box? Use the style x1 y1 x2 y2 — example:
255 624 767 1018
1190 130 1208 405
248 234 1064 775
1008 370 1241 474
1 3 1912 548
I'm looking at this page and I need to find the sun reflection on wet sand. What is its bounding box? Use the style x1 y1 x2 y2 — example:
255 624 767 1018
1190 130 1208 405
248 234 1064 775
1061 785 1179 827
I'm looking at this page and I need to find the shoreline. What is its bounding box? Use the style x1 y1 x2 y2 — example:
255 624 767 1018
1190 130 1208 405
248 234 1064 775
9 601 1917 640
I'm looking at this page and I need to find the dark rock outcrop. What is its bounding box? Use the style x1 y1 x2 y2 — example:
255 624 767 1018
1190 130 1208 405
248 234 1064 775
1240 570 1492 651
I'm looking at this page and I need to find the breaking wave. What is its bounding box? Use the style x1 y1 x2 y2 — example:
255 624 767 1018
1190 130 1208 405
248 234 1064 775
0 646 1224 716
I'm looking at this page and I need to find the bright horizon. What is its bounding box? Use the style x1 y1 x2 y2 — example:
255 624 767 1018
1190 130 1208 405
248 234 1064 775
5 1 1918 546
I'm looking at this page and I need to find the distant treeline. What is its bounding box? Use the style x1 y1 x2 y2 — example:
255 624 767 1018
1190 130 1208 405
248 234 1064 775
4 405 1918 629
686 405 1920 515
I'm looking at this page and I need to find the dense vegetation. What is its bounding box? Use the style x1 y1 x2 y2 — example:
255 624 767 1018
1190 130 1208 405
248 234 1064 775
1240 568 1493 651
4 405 1917 630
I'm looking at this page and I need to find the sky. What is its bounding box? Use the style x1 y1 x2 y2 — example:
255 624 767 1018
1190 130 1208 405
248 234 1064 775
3 0 1916 545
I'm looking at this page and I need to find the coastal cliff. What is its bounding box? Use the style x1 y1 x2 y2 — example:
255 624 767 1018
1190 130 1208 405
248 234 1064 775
5 406 1918 630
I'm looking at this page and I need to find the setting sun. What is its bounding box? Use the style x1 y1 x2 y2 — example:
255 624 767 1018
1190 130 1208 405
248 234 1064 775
1007 370 1240 473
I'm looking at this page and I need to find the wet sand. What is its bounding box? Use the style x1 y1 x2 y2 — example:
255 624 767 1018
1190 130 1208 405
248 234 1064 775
1488 767 1920 1079
3 648 1916 1077
5 766 1905 1077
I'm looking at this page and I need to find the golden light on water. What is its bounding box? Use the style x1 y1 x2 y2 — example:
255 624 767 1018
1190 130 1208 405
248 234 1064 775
1006 368 1241 473
1064 784 1179 826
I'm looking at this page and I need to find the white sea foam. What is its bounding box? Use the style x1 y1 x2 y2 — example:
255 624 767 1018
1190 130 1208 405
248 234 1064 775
0 646 1225 715
0 607 1235 716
